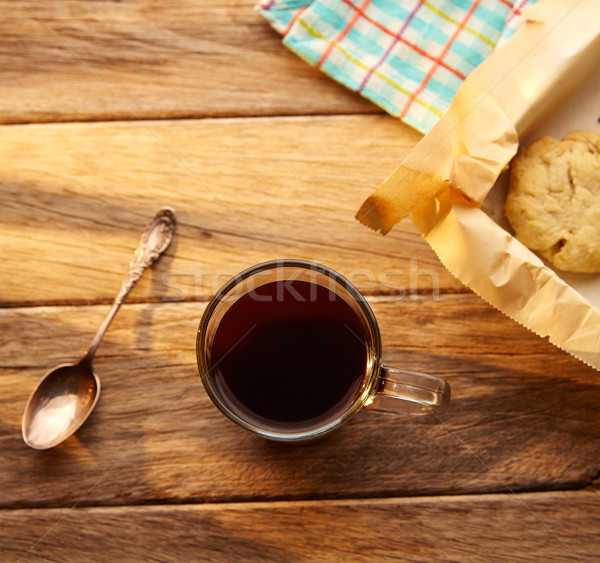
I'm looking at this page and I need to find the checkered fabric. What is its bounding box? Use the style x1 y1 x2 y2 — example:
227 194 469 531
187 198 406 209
257 0 538 133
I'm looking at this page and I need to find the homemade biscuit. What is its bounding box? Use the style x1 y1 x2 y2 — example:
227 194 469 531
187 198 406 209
505 130 600 273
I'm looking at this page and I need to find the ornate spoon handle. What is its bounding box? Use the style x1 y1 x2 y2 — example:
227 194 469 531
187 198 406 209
82 207 176 363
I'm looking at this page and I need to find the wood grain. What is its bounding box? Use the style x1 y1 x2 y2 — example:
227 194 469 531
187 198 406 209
0 0 378 124
3 490 598 562
2 298 599 508
0 116 465 306
4 1 597 559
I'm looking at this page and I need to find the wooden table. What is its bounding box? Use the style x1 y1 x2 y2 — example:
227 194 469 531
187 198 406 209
2 2 599 561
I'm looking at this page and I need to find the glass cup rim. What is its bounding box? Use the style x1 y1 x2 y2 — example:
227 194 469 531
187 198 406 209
196 259 383 441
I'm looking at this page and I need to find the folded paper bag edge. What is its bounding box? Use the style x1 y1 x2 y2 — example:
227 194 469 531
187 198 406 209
355 76 519 235
412 195 600 371
355 167 450 235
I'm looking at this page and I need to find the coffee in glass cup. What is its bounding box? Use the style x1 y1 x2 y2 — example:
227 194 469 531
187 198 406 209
197 260 450 441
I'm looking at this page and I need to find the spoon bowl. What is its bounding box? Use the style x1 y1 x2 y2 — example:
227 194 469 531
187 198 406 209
22 360 100 450
22 207 176 450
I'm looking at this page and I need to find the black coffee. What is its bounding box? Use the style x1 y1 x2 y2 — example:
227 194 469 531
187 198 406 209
207 280 368 430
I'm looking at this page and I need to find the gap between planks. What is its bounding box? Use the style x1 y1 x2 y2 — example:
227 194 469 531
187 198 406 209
0 286 472 310
0 109 387 128
1 485 597 513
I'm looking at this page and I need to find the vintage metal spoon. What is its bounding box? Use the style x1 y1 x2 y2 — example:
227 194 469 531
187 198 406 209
22 207 176 450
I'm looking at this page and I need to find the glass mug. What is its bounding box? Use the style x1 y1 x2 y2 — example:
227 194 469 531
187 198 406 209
196 260 450 442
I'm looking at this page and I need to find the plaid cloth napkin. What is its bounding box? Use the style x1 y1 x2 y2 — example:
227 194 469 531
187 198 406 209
257 0 538 133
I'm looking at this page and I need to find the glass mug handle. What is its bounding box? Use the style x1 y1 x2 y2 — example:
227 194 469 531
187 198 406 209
368 366 451 416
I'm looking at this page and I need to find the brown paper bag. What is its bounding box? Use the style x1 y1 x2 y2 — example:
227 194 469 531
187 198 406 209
357 0 600 369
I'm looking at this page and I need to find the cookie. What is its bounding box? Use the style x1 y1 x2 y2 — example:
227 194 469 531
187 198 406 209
505 130 600 273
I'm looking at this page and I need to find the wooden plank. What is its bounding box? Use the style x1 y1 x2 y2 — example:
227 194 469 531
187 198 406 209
0 0 378 124
0 115 464 306
2 490 598 562
2 297 599 508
